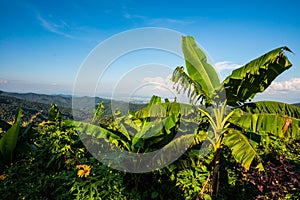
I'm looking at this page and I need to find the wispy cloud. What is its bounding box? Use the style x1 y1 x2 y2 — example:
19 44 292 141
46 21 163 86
123 13 146 20
214 61 242 72
121 7 194 27
37 14 75 39
148 18 195 26
265 77 300 94
36 14 102 42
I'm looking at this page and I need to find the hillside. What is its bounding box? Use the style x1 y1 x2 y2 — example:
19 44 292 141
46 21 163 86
0 90 146 123
293 103 300 107
1 90 299 124
0 94 87 123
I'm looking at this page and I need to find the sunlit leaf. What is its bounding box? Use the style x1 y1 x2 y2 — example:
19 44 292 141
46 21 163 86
223 47 293 106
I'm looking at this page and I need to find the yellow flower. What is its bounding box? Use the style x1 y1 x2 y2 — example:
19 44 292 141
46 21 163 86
0 174 8 181
29 111 42 123
22 121 29 127
76 164 91 178
38 120 50 126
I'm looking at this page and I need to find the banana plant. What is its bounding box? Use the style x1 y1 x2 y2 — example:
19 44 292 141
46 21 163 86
171 36 300 197
66 95 201 171
0 108 22 163
69 95 197 153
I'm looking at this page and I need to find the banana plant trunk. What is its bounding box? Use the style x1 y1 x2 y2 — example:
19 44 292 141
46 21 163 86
212 148 221 196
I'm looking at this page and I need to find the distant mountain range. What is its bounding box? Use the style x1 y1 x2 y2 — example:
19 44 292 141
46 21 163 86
0 90 299 124
0 90 146 123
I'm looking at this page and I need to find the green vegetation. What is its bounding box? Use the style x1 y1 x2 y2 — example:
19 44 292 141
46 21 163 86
0 108 22 163
1 36 300 199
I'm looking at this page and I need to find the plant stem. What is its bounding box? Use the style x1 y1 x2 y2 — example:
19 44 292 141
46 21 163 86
212 148 221 196
197 173 211 199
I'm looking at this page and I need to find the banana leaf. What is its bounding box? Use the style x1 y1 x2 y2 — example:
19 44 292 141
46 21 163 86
223 129 263 171
172 36 221 105
240 101 300 119
135 99 195 118
66 120 131 150
223 47 292 106
0 108 22 163
229 111 300 139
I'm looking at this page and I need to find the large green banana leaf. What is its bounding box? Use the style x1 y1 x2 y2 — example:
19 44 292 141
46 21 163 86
151 133 196 167
229 111 300 139
223 47 292 106
135 102 195 118
172 36 221 105
148 95 162 105
240 101 300 119
64 120 132 150
66 112 180 153
0 108 22 163
135 96 195 118
223 129 263 171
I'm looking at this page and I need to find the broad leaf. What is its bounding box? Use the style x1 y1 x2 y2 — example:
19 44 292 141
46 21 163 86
240 101 300 119
135 95 165 118
223 129 263 171
229 112 300 139
135 99 195 118
0 108 22 163
172 36 221 105
131 113 180 151
149 95 162 105
131 120 161 150
151 133 196 166
223 47 292 106
68 120 131 150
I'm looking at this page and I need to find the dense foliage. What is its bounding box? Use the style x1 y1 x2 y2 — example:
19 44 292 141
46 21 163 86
0 102 299 199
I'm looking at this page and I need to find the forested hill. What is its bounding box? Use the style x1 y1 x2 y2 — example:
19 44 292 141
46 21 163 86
0 94 88 123
294 103 300 107
1 90 299 123
0 90 146 123
0 90 99 108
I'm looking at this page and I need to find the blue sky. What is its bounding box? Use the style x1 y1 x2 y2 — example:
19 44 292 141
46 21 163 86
0 0 300 103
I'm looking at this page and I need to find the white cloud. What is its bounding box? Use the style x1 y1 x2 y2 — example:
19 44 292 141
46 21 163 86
214 61 241 72
37 14 74 39
0 79 8 84
123 13 146 20
148 18 195 26
141 75 196 103
265 77 300 94
143 75 173 92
